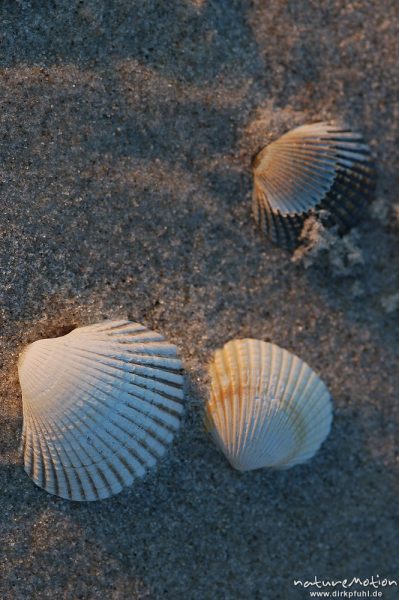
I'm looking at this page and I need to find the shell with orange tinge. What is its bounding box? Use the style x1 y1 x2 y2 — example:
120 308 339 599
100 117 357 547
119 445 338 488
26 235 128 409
206 338 332 470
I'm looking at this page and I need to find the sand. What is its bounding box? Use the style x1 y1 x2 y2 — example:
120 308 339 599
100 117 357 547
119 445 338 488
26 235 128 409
0 1 398 599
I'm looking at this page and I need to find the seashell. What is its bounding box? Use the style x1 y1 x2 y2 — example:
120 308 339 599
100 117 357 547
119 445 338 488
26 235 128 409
206 339 332 471
18 320 185 501
252 121 376 249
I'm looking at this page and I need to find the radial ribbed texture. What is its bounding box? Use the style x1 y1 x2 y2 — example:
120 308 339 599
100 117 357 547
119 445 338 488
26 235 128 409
206 339 332 471
18 320 185 501
252 121 376 249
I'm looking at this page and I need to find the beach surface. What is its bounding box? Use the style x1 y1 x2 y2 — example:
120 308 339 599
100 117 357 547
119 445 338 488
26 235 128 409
0 1 398 598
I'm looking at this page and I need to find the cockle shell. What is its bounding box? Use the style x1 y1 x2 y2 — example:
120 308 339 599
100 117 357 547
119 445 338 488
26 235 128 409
18 320 185 501
252 121 375 249
206 339 332 470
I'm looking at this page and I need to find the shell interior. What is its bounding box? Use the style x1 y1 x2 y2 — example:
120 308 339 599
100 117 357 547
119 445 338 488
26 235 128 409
206 338 332 471
18 320 185 501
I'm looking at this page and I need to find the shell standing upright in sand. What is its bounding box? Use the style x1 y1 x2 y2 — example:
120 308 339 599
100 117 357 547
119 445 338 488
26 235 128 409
206 339 332 470
18 320 185 501
252 121 376 249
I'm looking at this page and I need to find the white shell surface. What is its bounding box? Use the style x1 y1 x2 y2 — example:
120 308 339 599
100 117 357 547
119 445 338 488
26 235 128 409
206 339 332 471
252 121 375 248
18 320 185 501
253 121 373 214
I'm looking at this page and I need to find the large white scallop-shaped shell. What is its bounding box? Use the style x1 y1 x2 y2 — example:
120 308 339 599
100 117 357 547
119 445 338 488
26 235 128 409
18 320 185 501
252 121 375 249
206 339 332 470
